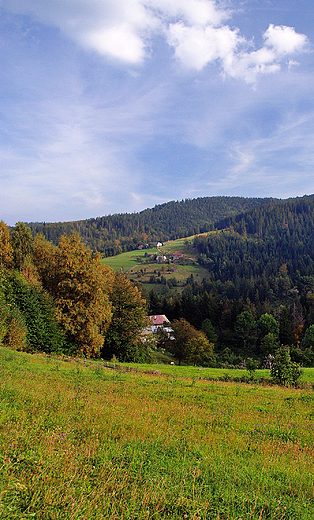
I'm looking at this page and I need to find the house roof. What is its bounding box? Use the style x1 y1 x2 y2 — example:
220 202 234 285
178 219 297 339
148 314 170 326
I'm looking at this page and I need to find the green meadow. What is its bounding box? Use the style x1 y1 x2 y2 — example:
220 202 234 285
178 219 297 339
101 237 210 291
1 348 314 519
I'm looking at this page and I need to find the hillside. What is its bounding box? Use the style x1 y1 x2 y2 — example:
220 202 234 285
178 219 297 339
17 193 314 366
194 194 314 298
27 196 276 256
101 194 314 302
1 348 314 519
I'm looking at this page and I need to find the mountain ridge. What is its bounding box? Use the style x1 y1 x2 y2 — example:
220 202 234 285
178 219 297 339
27 195 282 255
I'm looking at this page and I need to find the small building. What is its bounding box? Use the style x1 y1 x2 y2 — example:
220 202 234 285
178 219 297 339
148 315 173 336
142 315 174 343
148 314 170 328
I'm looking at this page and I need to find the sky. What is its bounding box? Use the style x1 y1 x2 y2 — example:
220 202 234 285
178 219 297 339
0 0 314 225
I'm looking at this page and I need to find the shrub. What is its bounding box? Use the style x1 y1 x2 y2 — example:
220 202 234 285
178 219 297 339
271 346 302 386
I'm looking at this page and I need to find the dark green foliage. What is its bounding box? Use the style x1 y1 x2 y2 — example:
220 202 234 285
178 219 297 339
294 324 314 366
201 318 217 345
194 195 314 305
26 196 275 256
235 311 257 355
260 333 279 357
0 271 27 350
245 357 258 375
8 272 64 353
102 272 150 362
258 313 279 338
168 318 215 366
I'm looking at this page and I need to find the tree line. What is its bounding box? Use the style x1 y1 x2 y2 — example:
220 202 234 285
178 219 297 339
26 196 275 256
0 220 217 367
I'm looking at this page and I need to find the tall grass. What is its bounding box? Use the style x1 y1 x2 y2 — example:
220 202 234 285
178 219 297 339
0 347 313 519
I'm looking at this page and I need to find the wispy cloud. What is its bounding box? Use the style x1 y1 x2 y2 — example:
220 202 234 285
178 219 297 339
0 1 313 224
210 104 314 198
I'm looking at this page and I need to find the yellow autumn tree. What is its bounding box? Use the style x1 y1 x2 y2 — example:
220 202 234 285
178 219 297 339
33 232 113 357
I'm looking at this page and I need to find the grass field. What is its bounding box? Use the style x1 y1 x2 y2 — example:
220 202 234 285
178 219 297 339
101 237 210 292
114 362 314 384
1 348 314 519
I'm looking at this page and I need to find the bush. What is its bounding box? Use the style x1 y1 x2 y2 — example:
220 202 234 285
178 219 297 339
271 346 302 386
246 357 259 375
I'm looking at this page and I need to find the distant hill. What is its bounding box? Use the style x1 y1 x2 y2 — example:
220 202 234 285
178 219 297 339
192 194 314 302
27 196 277 256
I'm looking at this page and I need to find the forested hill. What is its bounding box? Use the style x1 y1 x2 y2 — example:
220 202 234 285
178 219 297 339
215 194 314 238
27 196 276 256
193 194 314 302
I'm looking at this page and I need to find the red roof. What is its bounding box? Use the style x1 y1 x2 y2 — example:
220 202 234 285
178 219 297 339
148 315 170 325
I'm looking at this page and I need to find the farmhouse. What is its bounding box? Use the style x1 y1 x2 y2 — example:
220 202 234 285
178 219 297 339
148 314 170 331
146 315 174 339
142 315 173 338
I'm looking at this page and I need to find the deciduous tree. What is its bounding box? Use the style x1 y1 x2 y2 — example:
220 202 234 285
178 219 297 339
11 222 33 271
169 318 215 366
102 272 149 362
34 232 113 357
0 221 13 268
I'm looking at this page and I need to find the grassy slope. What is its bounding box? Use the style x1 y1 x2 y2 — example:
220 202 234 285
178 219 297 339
1 348 314 520
101 236 210 292
117 362 314 383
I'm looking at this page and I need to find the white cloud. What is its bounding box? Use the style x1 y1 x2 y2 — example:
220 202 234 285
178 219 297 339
1 0 157 64
148 0 227 26
264 24 308 55
80 24 147 64
222 46 281 83
166 23 242 71
0 0 309 81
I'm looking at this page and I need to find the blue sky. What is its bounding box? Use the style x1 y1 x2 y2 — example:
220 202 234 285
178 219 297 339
0 0 313 225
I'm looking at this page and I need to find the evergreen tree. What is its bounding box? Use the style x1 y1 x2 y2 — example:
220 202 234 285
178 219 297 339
201 318 218 345
8 271 63 353
271 346 302 386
